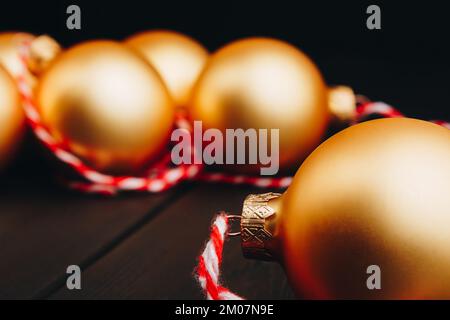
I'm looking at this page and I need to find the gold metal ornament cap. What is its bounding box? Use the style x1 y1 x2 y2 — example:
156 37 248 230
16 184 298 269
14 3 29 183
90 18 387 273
240 192 282 261
328 85 356 122
27 35 62 75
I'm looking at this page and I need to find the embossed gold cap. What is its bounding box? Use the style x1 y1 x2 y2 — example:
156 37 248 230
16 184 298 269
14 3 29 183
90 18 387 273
240 192 282 261
27 35 61 75
328 85 356 123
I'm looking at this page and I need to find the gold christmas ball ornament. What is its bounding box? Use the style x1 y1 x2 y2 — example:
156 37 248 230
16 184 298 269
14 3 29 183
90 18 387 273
0 65 25 170
36 40 175 175
190 37 352 174
126 30 209 108
239 118 450 299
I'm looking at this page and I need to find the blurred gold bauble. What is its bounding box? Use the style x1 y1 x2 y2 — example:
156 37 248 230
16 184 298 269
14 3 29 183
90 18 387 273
0 65 25 170
126 30 208 108
36 40 175 175
190 37 334 174
241 118 450 299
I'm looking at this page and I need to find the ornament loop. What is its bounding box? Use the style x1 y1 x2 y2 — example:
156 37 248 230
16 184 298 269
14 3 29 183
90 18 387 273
225 214 241 236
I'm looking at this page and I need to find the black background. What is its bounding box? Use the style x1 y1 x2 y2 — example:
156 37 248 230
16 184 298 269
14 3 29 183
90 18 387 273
0 0 449 120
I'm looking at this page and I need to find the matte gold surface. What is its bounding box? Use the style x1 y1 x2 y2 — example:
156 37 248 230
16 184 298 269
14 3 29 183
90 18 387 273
279 118 450 299
36 41 175 174
126 30 208 108
189 38 330 174
0 65 25 169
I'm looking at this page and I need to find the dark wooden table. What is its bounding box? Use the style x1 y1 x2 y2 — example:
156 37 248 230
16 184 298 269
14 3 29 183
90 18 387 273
0 172 294 300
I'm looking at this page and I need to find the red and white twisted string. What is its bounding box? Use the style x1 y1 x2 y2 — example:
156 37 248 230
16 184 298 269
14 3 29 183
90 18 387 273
196 214 243 300
354 99 450 128
15 38 292 195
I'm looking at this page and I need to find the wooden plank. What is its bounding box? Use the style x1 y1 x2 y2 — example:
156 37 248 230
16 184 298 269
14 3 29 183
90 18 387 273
0 176 184 299
51 183 295 299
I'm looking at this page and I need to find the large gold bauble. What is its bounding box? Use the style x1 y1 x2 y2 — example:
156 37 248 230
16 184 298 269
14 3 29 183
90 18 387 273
277 118 450 299
189 38 330 174
36 40 175 175
126 30 208 108
0 65 25 169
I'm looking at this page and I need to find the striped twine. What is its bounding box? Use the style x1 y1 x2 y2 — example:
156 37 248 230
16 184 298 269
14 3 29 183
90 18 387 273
196 214 243 300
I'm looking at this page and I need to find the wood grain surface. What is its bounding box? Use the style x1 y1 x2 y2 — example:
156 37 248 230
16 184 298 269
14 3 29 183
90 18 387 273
0 176 294 299
0 175 185 299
